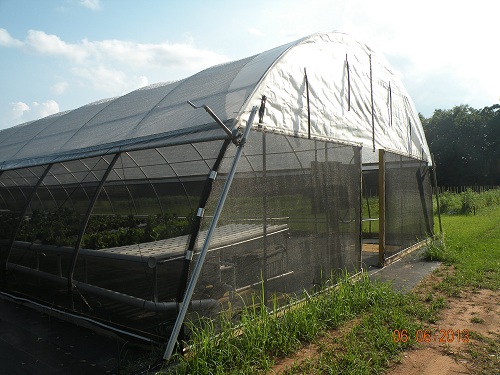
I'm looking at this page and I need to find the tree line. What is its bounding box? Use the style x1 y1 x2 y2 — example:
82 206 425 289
420 104 500 187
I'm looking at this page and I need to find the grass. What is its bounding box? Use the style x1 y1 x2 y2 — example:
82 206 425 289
156 201 500 374
425 205 500 294
166 276 434 374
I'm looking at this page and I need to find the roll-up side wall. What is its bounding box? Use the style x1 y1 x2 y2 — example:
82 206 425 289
384 152 434 259
0 139 227 339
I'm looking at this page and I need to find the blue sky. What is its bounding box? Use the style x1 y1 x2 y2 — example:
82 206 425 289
0 0 498 130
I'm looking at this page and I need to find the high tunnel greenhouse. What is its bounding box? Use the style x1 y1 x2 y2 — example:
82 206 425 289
0 32 434 355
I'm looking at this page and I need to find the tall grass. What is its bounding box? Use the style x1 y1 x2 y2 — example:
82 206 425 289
166 274 439 374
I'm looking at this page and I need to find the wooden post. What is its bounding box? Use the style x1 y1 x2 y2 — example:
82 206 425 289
431 154 443 234
378 149 385 267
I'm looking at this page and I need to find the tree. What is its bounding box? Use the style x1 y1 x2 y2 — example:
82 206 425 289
421 104 500 186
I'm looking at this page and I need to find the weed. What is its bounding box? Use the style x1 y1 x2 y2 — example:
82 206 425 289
470 316 484 324
422 236 447 262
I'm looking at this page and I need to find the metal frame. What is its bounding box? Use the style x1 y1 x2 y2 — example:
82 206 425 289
163 106 258 360
176 138 231 305
67 153 121 290
4 163 53 268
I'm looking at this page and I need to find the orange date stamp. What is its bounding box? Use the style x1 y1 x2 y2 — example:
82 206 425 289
393 329 470 343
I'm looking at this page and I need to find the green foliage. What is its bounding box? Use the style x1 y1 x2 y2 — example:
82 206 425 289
422 104 500 186
82 213 193 249
437 188 500 215
16 208 81 246
8 209 193 249
0 213 20 239
427 205 500 295
422 236 449 262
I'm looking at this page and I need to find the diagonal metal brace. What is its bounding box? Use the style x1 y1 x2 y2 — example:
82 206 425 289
163 105 258 361
187 100 241 144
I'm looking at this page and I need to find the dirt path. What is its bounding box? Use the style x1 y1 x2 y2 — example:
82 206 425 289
270 266 500 374
387 288 500 374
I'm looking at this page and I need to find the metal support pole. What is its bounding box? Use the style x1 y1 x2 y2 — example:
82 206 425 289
68 153 121 290
355 148 362 271
163 106 258 361
262 131 268 305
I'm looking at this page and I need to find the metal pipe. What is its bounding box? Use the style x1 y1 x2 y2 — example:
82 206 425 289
6 262 217 312
163 106 258 361
187 100 234 140
0 290 158 344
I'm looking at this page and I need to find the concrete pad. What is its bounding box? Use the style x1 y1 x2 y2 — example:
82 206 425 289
367 247 441 293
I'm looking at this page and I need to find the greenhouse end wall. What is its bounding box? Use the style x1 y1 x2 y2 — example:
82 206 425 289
189 132 362 318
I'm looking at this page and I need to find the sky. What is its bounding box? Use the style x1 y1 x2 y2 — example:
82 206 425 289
0 0 499 131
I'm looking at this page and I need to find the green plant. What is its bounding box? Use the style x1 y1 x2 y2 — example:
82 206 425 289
437 188 500 215
470 316 484 324
422 236 447 262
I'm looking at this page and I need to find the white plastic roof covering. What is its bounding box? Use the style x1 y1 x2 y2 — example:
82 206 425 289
0 32 431 171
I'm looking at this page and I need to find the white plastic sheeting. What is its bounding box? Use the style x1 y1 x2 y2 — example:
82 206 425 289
239 32 430 163
0 32 430 171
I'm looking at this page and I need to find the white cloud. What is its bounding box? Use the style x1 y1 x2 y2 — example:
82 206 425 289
93 39 228 69
137 76 149 89
0 28 23 47
9 102 30 121
72 65 127 93
248 28 265 37
71 65 150 94
0 28 229 108
51 81 69 95
32 100 60 118
7 100 60 126
24 30 89 62
4 29 227 70
78 0 101 10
